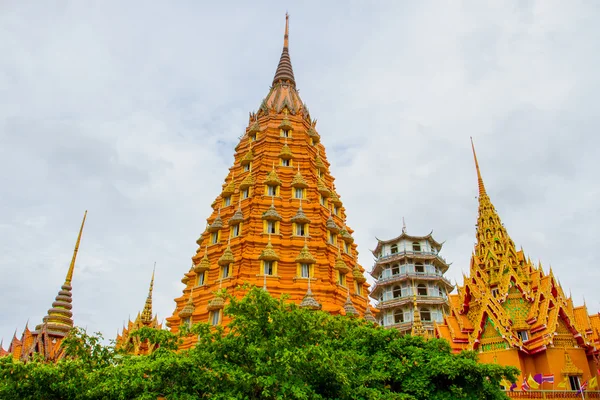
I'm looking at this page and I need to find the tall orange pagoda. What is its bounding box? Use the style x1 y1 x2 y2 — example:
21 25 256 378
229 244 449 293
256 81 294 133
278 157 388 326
1 211 87 362
166 15 374 344
115 267 163 355
435 141 600 392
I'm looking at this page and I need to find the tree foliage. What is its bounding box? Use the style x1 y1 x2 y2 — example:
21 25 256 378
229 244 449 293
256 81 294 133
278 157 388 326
0 287 517 399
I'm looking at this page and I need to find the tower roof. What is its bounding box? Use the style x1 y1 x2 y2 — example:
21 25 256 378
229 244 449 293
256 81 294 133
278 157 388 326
272 13 295 87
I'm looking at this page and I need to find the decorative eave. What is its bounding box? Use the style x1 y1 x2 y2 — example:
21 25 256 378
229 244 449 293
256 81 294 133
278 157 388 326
295 243 316 264
290 205 311 224
262 203 282 221
264 168 282 186
259 238 280 261
239 173 254 189
218 245 235 266
372 230 443 256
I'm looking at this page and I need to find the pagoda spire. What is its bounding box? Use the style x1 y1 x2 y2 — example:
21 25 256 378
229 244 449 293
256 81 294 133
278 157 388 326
36 211 87 337
272 13 296 87
470 137 487 197
140 263 155 325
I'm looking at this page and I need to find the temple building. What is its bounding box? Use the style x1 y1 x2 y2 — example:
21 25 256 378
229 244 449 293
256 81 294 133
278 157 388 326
115 267 163 355
435 140 600 391
0 211 87 362
370 222 452 336
166 14 374 346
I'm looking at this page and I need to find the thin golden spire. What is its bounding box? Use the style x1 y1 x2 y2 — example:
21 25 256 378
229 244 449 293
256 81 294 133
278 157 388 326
65 210 87 284
470 137 487 196
141 263 155 324
284 12 289 48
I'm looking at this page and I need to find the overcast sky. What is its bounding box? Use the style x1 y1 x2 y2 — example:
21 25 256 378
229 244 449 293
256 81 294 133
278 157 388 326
1 1 599 345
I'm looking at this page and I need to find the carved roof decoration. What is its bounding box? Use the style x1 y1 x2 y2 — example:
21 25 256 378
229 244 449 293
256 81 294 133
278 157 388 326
178 293 195 319
317 178 331 197
248 121 260 135
279 117 293 131
363 306 377 324
307 127 320 144
295 243 316 264
241 148 254 166
222 177 236 197
262 200 282 221
315 153 327 171
194 247 211 274
343 292 359 317
291 204 311 224
334 249 350 274
279 141 294 159
340 228 354 244
299 278 321 310
229 205 244 226
330 190 342 207
218 245 235 266
259 237 280 261
291 167 308 188
239 173 254 190
326 215 340 234
264 166 282 186
209 211 223 232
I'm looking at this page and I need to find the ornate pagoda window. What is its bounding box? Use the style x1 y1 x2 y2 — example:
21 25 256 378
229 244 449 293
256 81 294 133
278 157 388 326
328 231 337 245
196 272 205 286
568 377 581 391
265 220 279 234
343 241 349 254
230 224 241 238
415 263 424 274
394 309 404 324
293 222 308 236
243 163 251 172
221 264 230 279
417 284 427 296
517 330 529 342
320 195 327 206
355 281 362 296
223 196 231 207
412 242 421 252
241 188 249 199
333 205 339 216
281 158 291 167
299 263 311 278
391 264 400 275
391 244 398 254
337 271 346 286
393 285 401 298
211 231 220 244
210 310 221 326
421 308 431 321
294 188 304 199
266 185 278 196
263 260 275 276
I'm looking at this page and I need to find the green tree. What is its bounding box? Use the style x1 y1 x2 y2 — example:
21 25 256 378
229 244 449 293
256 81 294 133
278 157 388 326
0 287 517 400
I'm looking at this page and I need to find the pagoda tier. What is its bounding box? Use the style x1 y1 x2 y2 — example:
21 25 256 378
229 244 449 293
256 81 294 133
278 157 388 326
2 211 87 362
115 268 163 355
435 140 600 390
370 226 453 336
166 15 372 347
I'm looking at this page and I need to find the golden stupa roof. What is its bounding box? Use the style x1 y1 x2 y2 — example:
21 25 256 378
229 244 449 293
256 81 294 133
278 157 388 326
259 237 280 261
295 243 316 264
218 245 235 266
